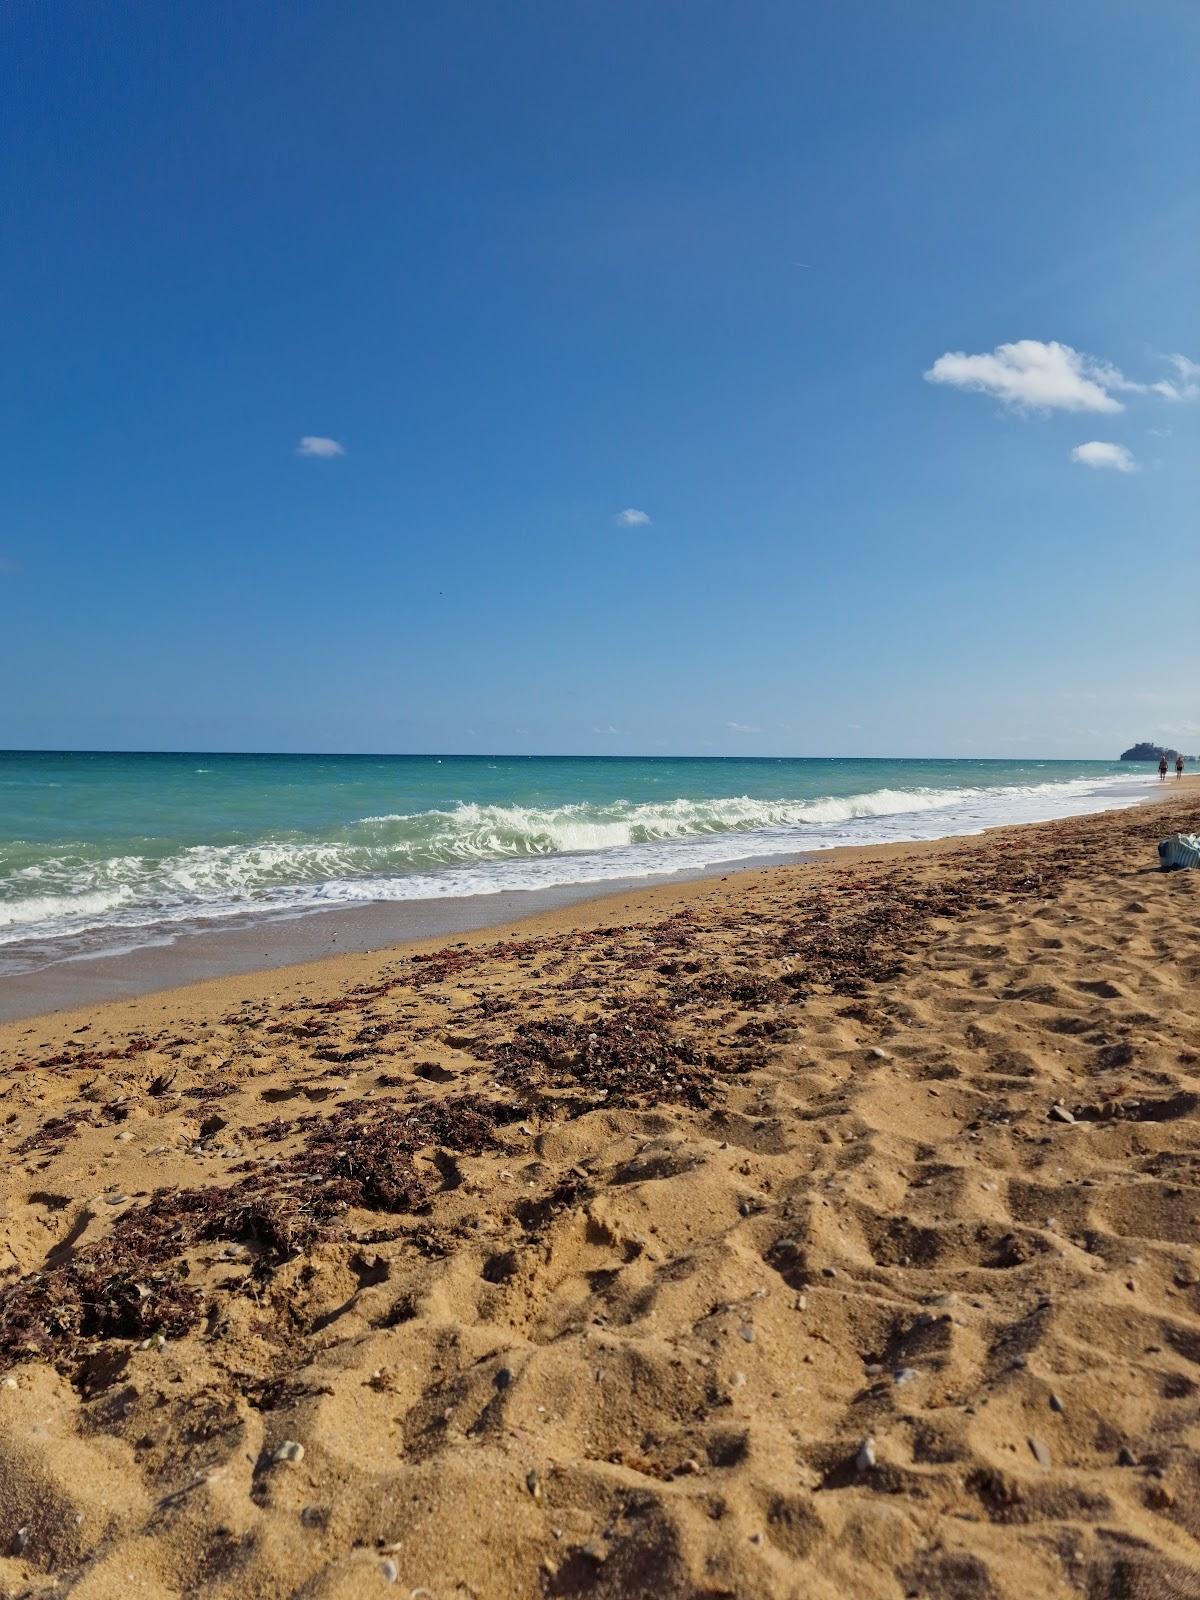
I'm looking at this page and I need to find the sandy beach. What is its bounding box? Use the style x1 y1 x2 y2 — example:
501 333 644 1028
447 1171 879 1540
2 783 1199 1598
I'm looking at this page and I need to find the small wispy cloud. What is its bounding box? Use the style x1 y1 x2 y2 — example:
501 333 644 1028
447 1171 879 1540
592 724 622 736
924 340 1199 415
1162 353 1200 400
726 721 761 735
614 508 651 527
1071 440 1136 473
296 436 345 458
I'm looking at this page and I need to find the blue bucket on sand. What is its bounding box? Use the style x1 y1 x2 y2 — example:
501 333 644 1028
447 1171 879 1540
1159 834 1200 870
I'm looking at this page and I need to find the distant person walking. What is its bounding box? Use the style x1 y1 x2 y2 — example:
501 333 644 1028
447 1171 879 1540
1177 753 1186 780
1158 753 1169 781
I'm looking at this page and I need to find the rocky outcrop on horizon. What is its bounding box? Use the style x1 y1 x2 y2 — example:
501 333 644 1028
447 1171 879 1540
1121 741 1186 762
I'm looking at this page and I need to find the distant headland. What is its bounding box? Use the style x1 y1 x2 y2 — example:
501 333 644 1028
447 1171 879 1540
1120 741 1191 762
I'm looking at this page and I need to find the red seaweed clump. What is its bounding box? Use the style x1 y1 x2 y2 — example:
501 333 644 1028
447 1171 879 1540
15 1109 96 1156
487 1000 723 1109
0 1092 520 1370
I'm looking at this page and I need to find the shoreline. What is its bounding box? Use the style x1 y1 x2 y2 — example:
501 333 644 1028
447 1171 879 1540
0 769 1161 1023
2 775 1193 1030
1 781 1198 1597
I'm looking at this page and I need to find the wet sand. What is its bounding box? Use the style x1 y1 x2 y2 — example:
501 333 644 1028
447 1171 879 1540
1 784 1199 1597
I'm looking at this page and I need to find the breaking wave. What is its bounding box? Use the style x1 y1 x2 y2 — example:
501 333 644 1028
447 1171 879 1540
0 776 1150 959
353 787 978 857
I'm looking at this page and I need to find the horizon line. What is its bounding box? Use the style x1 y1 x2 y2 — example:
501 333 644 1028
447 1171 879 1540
0 747 1155 763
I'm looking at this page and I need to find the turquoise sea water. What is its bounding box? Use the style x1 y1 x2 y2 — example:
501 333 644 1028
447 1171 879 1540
0 752 1152 970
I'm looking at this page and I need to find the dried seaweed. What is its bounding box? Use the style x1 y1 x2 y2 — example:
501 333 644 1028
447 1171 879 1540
0 1093 519 1369
15 1110 95 1155
487 999 722 1109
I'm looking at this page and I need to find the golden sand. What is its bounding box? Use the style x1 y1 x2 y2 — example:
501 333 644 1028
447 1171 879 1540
2 786 1199 1598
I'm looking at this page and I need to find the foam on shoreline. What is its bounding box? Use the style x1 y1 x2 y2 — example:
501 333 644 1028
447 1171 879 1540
0 772 1156 975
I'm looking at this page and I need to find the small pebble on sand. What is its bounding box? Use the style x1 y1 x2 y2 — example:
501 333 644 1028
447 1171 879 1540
273 1440 305 1465
1028 1437 1051 1467
378 1558 398 1583
855 1437 877 1472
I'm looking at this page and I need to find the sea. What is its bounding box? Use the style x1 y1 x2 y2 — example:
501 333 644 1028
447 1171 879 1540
0 751 1154 977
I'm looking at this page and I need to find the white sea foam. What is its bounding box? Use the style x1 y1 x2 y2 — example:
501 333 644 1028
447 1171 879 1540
0 886 136 929
0 773 1155 963
354 786 981 855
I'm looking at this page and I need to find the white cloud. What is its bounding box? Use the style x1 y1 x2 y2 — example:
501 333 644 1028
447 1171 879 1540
726 721 761 734
614 508 651 526
1160 354 1200 401
926 341 1200 415
1071 440 1136 472
296 436 345 458
924 341 1124 413
1097 353 1198 402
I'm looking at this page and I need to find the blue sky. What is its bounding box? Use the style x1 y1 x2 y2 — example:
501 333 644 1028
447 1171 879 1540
3 0 1197 757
